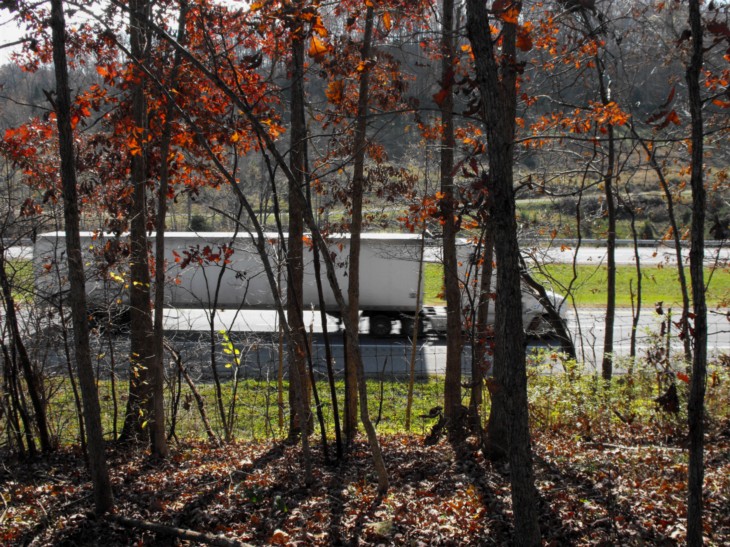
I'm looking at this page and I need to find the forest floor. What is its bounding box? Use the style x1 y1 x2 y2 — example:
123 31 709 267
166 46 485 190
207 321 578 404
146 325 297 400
3 421 730 546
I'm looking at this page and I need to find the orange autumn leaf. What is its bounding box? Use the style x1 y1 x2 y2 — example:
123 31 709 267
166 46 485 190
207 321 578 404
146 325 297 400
383 11 392 31
502 7 520 24
356 60 372 72
326 80 344 104
312 16 328 38
127 136 142 156
493 0 520 24
308 35 328 60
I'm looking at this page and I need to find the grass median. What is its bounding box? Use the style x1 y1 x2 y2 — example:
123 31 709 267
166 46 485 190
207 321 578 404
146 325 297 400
424 262 730 308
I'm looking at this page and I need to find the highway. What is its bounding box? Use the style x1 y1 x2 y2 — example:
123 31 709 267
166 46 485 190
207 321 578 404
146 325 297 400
522 240 729 266
161 307 730 377
421 240 729 266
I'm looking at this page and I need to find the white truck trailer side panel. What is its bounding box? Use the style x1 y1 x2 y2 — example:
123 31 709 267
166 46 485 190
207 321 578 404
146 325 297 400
34 232 425 314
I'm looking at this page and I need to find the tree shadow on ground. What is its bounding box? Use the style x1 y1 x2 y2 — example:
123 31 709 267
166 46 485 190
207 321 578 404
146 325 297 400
534 452 664 545
8 436 659 546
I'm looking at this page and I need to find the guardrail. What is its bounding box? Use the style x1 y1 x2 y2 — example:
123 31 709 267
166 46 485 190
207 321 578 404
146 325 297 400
523 238 726 248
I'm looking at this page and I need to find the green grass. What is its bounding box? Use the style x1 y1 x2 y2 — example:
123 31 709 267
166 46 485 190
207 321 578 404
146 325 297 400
423 262 446 305
3 259 34 302
424 262 730 308
536 263 729 308
527 351 730 431
44 377 447 445
32 357 730 447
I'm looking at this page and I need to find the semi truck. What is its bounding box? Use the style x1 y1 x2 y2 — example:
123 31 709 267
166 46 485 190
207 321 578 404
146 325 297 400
33 231 566 337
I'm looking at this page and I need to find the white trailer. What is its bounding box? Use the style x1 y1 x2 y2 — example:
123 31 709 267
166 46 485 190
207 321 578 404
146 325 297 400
33 231 565 337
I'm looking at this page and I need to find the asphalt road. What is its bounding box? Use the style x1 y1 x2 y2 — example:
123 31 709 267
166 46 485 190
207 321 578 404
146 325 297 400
161 307 729 377
523 241 730 266
28 306 725 381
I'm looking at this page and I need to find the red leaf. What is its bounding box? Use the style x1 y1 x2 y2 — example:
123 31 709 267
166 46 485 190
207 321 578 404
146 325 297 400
433 88 449 107
469 157 479 176
517 28 533 51
677 372 690 383
706 20 730 40
645 109 669 124
665 110 680 125
655 109 681 130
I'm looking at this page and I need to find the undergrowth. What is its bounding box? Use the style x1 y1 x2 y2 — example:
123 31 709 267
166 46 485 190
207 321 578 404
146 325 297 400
27 352 730 448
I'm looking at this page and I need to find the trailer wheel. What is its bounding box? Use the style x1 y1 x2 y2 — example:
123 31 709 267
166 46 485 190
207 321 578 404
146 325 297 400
370 315 392 337
525 314 551 338
400 316 422 338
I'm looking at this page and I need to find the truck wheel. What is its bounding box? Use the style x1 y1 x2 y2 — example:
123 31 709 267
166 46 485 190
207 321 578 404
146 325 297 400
526 315 550 338
370 315 392 337
400 316 422 338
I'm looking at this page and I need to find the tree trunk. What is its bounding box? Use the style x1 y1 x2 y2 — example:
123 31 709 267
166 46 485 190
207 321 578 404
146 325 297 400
439 0 465 441
287 19 312 441
152 1 187 456
343 5 376 444
471 229 493 422
312 227 343 458
119 0 167 457
596 56 617 382
338 6 388 490
466 1 541 543
0 251 52 452
405 231 426 431
49 0 114 513
686 1 707 544
626 203 642 362
1 330 33 457
632 129 692 363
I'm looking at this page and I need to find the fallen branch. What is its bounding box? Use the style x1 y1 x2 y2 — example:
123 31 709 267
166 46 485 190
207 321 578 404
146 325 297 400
110 514 252 546
583 442 685 452
0 491 8 526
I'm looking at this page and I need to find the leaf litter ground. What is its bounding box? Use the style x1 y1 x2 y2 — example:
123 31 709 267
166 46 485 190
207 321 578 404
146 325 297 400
2 423 729 546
